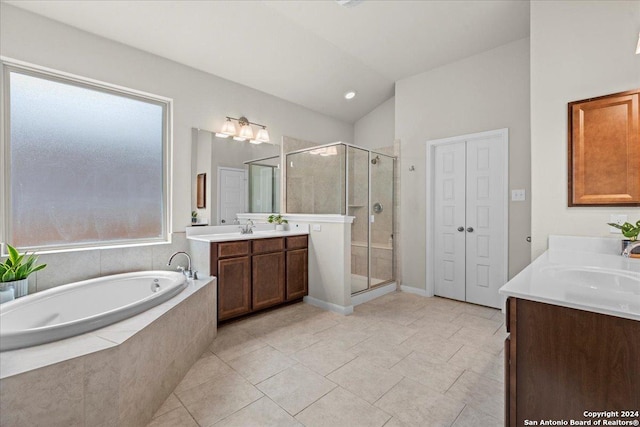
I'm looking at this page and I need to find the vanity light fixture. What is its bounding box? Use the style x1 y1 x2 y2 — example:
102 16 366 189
344 90 356 100
215 116 270 143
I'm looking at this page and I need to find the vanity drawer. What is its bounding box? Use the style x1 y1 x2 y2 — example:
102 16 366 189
252 238 284 254
286 235 308 250
217 241 249 258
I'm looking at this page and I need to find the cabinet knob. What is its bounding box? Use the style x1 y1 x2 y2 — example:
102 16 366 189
457 226 465 232
466 227 474 233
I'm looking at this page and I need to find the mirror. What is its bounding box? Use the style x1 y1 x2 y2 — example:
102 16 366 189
191 128 280 225
247 156 280 214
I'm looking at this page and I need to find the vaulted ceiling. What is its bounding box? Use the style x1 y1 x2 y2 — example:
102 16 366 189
6 0 530 123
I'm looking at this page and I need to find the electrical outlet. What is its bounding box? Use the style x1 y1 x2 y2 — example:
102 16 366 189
609 214 627 233
511 189 526 201
312 224 321 232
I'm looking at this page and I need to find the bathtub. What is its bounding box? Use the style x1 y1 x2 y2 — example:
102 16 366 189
0 270 187 351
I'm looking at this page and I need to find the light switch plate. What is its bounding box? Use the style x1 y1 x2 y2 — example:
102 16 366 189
511 189 526 201
609 214 627 233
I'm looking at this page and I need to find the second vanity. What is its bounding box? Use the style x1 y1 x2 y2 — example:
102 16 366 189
499 235 640 427
188 225 309 321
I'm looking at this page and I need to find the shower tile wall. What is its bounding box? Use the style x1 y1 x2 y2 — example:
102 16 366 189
2 233 191 293
286 145 346 214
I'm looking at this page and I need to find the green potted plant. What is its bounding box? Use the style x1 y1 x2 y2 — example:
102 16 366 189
607 220 640 258
191 210 198 224
0 244 47 299
268 214 288 231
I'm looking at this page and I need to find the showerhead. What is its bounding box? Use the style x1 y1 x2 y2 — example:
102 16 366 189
371 155 380 165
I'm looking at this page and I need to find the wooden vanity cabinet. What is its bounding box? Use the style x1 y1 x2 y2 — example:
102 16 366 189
505 297 640 426
211 235 308 321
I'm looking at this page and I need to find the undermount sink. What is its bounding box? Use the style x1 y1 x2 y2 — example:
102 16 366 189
541 265 640 293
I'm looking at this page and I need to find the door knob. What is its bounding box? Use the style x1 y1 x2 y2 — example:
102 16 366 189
457 226 465 232
466 227 474 233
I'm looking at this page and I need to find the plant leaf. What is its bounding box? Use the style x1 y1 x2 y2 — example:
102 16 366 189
2 269 16 282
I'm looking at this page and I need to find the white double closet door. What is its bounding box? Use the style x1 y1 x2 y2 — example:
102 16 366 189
432 130 508 309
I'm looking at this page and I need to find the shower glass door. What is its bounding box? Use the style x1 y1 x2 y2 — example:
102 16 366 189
369 153 395 288
348 146 370 294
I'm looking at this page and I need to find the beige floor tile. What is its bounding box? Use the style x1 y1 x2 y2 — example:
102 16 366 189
226 345 296 384
451 313 503 333
390 352 464 393
327 358 403 404
445 371 503 421
263 331 321 355
295 387 391 427
362 320 419 345
209 327 268 362
370 307 424 326
174 353 235 393
452 404 502 427
213 397 302 427
375 378 465 426
447 344 504 383
176 372 263 427
314 323 373 349
400 332 463 363
292 340 357 376
256 364 337 415
407 317 462 338
152 393 183 419
461 303 500 320
448 326 506 355
146 406 198 427
349 336 413 369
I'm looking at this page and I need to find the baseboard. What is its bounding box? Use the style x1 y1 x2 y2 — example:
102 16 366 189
400 284 430 297
351 282 397 306
303 296 354 315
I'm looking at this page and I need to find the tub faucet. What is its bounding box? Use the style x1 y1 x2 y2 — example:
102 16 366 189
168 251 198 279
622 241 640 258
239 219 254 234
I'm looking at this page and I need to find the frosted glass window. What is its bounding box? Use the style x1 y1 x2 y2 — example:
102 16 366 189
5 68 169 250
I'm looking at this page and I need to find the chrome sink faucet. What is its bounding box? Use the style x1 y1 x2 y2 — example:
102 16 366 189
239 219 254 234
168 251 198 279
622 241 640 258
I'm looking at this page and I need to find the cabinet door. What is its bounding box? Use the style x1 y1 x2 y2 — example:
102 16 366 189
286 249 308 301
218 256 251 321
252 252 285 311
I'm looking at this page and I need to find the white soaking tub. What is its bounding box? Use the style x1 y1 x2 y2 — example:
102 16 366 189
0 271 187 351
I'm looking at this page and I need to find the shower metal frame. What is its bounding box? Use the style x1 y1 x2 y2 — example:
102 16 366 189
284 141 396 294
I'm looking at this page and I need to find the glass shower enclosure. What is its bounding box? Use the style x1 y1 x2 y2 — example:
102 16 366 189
285 142 395 294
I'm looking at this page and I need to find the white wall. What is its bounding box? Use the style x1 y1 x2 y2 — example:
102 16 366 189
395 38 531 291
354 97 395 150
530 1 640 259
0 4 353 292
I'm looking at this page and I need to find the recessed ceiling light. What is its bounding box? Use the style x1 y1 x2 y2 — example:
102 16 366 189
344 91 356 100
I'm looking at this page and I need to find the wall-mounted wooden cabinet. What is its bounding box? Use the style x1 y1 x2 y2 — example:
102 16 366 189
210 236 308 321
568 89 640 206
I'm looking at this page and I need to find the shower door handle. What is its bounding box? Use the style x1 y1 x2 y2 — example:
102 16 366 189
457 226 465 232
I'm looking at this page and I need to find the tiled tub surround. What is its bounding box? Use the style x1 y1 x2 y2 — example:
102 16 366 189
0 232 191 296
0 276 217 426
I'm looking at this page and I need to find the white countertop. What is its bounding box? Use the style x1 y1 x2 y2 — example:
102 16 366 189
499 241 640 321
187 229 309 243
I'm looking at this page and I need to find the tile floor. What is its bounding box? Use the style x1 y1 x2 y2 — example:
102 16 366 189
148 292 506 427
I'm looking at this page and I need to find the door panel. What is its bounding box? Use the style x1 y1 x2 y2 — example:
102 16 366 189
465 137 507 308
432 131 508 309
219 168 246 225
252 252 285 311
434 142 466 302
